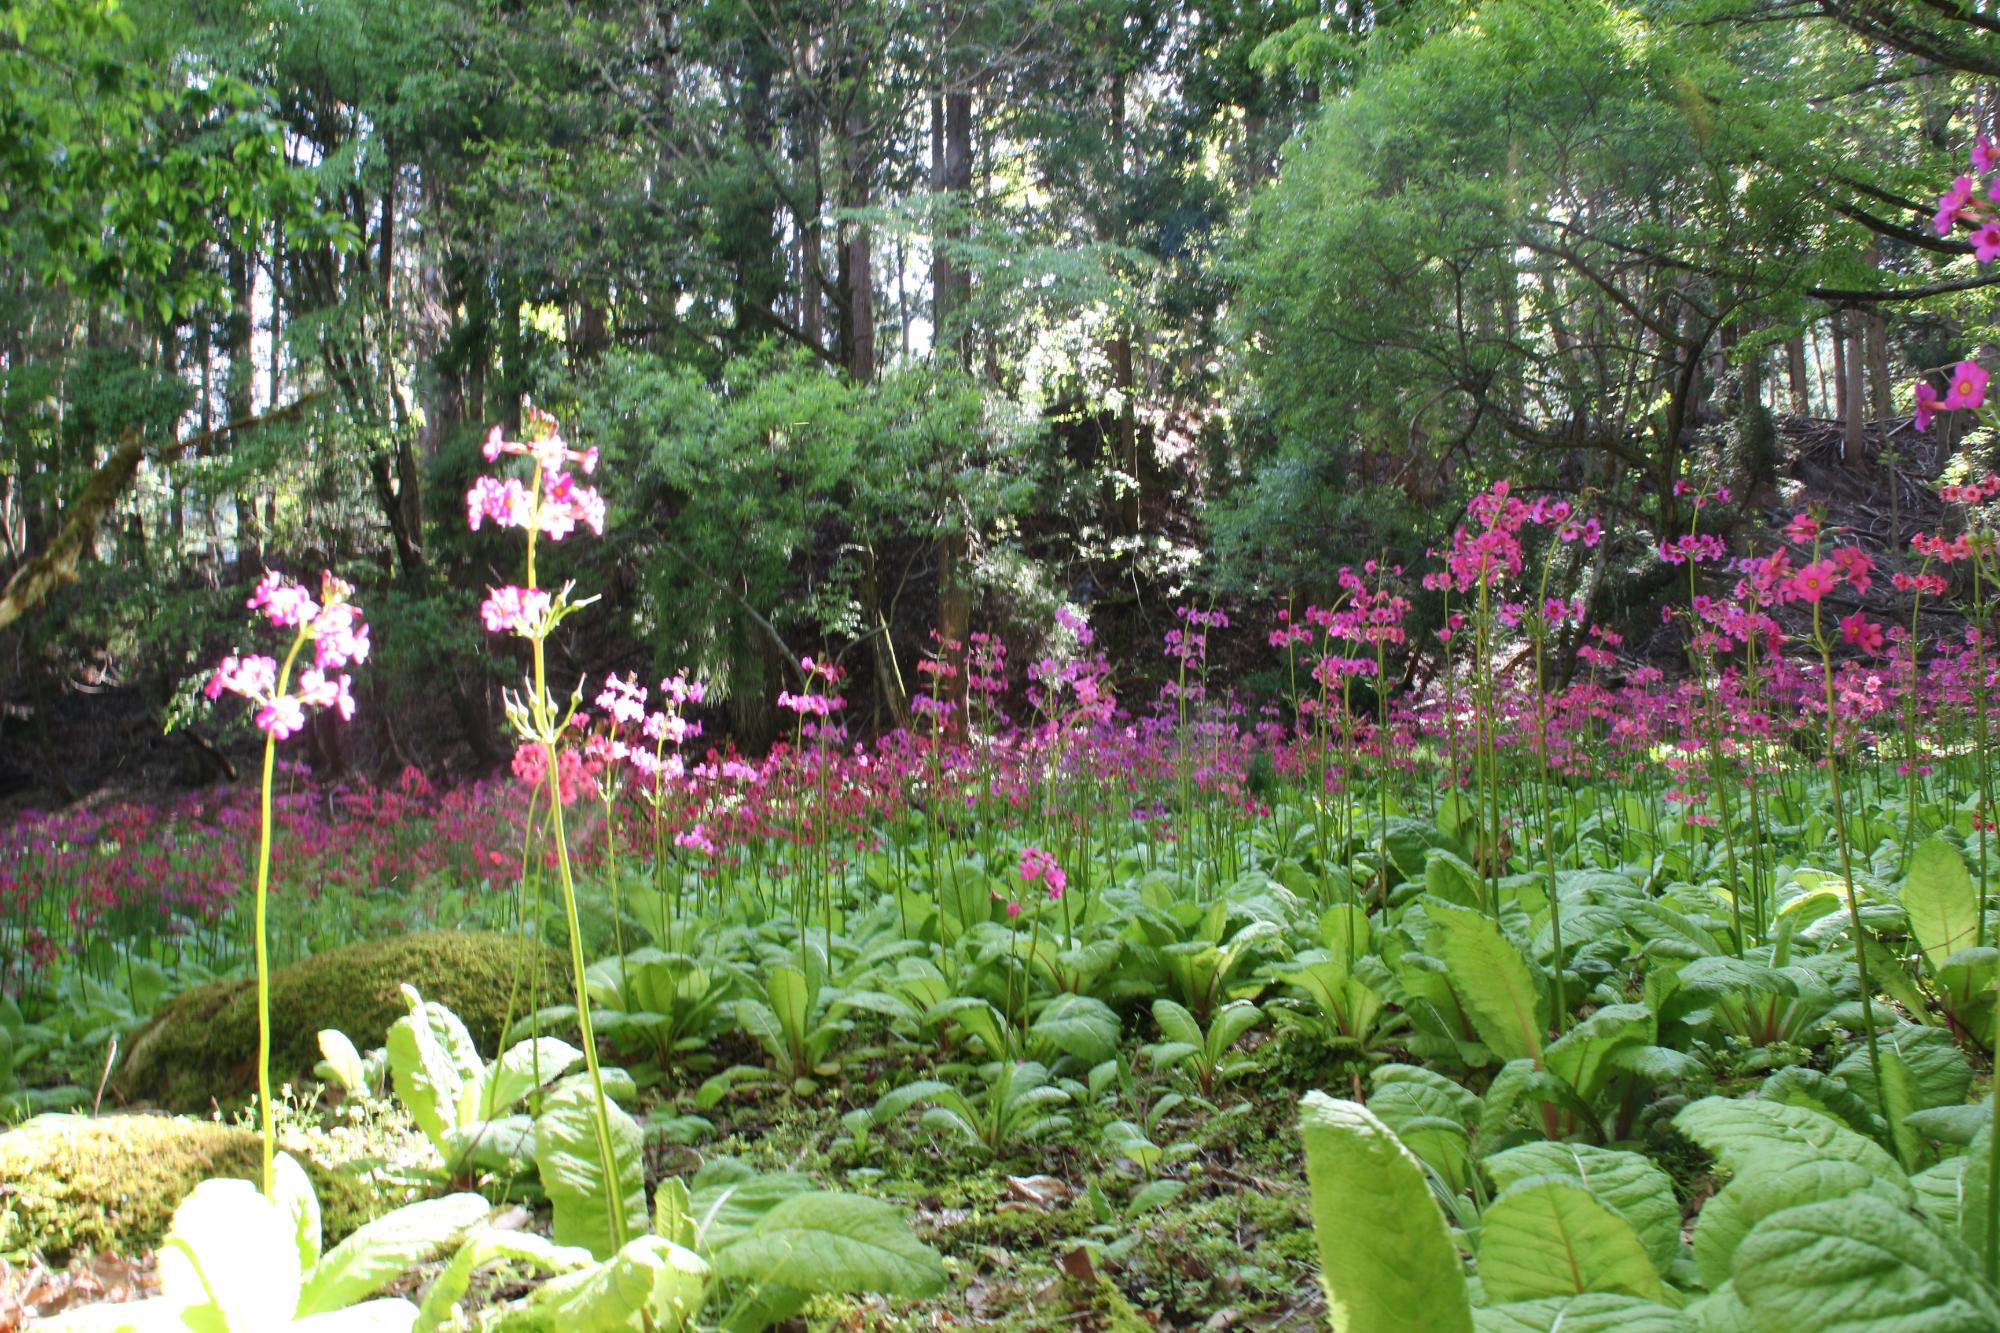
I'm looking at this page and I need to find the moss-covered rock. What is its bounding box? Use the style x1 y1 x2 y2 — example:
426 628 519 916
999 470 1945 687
0 1114 373 1261
114 931 569 1111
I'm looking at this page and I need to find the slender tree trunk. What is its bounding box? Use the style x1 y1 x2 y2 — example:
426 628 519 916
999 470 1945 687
1843 314 1867 467
1786 334 1809 413
227 243 260 563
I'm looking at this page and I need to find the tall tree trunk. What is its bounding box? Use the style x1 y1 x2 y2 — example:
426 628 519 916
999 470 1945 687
1785 333 1809 413
1842 314 1867 467
226 243 260 563
1105 68 1139 534
931 21 976 727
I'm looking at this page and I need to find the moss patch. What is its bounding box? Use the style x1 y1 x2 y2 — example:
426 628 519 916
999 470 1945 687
0 1114 372 1262
114 931 569 1111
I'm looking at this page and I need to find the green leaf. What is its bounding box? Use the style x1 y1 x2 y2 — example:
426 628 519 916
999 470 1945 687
1673 1096 1906 1184
297 1193 490 1317
685 1160 816 1252
1541 1004 1653 1108
463 1038 584 1121
1483 1143 1679 1270
495 1236 708 1332
158 1178 302 1329
535 1082 648 1261
1730 1194 2000 1331
273 1152 323 1276
1153 998 1203 1048
1030 994 1121 1063
291 1301 420 1331
316 1030 370 1096
1472 1294 1692 1332
1297 1092 1473 1333
387 988 485 1148
1903 838 1981 975
412 1231 594 1333
706 1191 946 1297
1691 1159 1894 1290
1425 902 1546 1064
1478 1179 1668 1304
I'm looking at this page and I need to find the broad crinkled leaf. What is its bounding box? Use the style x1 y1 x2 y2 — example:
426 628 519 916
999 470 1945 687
1029 994 1121 1064
496 1236 708 1332
535 1082 648 1261
1673 1096 1906 1185
1471 1294 1692 1332
1691 1158 1896 1290
1425 902 1546 1064
1483 1142 1679 1270
462 1037 584 1122
1541 1004 1653 1107
412 1231 594 1333
297 1193 490 1317
387 988 485 1147
706 1191 946 1297
1297 1092 1473 1333
686 1160 818 1252
1730 1194 2000 1331
1477 1178 1668 1304
1903 839 1981 975
316 1030 370 1096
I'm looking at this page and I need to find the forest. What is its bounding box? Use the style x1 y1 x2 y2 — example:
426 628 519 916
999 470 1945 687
8 0 2000 1328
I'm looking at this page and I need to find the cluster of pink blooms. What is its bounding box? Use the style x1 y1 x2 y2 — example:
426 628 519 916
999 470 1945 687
1018 844 1068 900
466 412 606 539
470 409 608 641
1917 142 2000 429
206 571 370 739
778 658 849 720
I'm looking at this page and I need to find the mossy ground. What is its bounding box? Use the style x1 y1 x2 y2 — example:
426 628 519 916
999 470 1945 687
113 931 569 1112
0 1113 374 1263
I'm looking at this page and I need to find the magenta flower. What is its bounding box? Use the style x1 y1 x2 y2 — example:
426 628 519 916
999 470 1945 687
1840 612 1885 655
1915 381 1942 432
1791 560 1839 604
480 585 552 637
249 570 319 628
1944 361 1989 412
1019 844 1068 899
1937 175 1978 235
208 573 369 738
1976 135 1997 175
1975 222 2000 264
254 696 308 740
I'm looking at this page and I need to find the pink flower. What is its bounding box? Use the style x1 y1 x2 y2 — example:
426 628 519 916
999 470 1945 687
480 586 551 636
1829 545 1874 594
1783 513 1819 545
1915 381 1942 432
1841 612 1885 655
248 571 318 628
1945 360 1989 412
1937 175 1977 236
1978 135 1998 176
1019 844 1068 898
466 476 533 532
1974 222 2000 264
255 696 308 740
1790 560 1839 604
206 654 278 702
313 602 370 670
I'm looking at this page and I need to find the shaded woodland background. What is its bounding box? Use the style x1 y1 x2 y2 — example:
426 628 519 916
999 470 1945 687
6 0 2000 802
